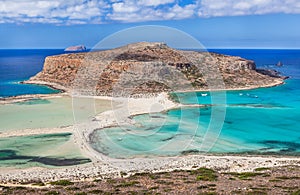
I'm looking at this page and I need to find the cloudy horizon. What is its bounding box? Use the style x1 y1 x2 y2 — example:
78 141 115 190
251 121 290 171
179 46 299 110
1 0 300 24
1 0 300 49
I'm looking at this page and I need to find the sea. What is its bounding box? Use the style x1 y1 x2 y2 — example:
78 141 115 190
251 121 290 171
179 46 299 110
1 49 300 162
0 49 91 167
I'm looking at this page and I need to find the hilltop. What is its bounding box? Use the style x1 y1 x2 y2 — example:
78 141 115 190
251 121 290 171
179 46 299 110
27 42 284 96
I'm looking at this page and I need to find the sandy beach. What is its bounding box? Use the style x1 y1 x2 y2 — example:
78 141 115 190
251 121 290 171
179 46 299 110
0 152 299 184
0 89 300 185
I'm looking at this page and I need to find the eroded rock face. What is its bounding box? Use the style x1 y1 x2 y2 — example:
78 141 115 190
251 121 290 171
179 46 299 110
29 42 283 96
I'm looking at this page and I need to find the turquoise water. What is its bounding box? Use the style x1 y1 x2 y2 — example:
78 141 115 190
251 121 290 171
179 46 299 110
0 97 74 131
0 96 114 168
90 49 300 158
1 49 300 161
0 97 114 131
0 133 90 167
91 79 300 158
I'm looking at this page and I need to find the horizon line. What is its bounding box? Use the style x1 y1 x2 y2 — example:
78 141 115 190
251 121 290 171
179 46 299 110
1 47 300 50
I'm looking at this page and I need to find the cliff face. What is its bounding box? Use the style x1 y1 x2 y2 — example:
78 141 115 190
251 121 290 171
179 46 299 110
32 53 85 87
29 42 283 96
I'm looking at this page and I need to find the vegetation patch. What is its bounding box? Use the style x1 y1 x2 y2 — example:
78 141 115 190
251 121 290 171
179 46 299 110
275 176 300 180
269 179 282 182
89 189 104 194
120 171 128 177
226 172 264 180
254 167 271 172
246 191 267 195
32 181 45 186
66 186 80 191
291 189 300 195
193 168 218 181
49 180 74 186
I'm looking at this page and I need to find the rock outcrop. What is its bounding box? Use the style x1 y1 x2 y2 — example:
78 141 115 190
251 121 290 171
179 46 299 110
64 45 87 52
28 42 284 96
256 68 289 79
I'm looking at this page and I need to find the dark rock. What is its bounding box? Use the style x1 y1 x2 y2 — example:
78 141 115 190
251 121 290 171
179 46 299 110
256 68 289 79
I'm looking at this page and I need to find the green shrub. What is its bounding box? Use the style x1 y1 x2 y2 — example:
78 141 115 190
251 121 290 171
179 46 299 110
49 180 74 186
194 168 218 181
254 167 271 172
227 172 264 180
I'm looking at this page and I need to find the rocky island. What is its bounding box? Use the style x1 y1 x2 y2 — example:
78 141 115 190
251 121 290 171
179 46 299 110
26 42 284 96
64 45 87 52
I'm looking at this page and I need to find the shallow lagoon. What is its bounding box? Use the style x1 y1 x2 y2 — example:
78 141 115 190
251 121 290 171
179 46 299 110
91 79 300 158
0 133 90 168
0 96 114 131
0 96 114 167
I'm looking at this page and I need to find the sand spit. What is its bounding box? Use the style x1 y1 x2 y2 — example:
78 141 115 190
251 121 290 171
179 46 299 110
0 126 73 138
0 93 68 105
0 92 299 184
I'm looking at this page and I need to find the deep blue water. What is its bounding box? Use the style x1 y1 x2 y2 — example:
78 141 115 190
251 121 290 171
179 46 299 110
0 49 69 97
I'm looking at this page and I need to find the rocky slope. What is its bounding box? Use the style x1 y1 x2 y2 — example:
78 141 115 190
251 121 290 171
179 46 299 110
28 42 284 96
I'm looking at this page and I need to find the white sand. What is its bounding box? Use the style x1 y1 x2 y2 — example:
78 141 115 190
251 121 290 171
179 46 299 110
72 92 179 162
0 126 73 138
0 91 299 184
0 154 299 184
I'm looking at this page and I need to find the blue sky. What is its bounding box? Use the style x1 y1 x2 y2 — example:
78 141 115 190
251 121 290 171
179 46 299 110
0 0 300 49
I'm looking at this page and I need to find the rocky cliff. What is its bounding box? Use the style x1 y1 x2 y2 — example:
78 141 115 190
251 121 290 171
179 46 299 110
28 42 284 96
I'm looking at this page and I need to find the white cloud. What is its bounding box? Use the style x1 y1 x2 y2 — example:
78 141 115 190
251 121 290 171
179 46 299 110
137 0 175 7
107 0 196 22
198 0 300 17
112 2 139 13
0 0 108 24
0 0 299 24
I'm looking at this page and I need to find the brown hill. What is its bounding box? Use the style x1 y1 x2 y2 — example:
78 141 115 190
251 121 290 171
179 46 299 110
27 42 284 96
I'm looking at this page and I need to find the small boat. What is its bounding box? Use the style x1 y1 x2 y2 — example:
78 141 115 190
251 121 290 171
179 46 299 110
201 93 208 97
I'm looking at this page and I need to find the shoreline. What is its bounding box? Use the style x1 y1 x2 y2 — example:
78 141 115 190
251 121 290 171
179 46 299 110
21 80 69 94
0 126 73 138
1 78 285 104
1 79 299 184
173 78 285 93
0 153 299 184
